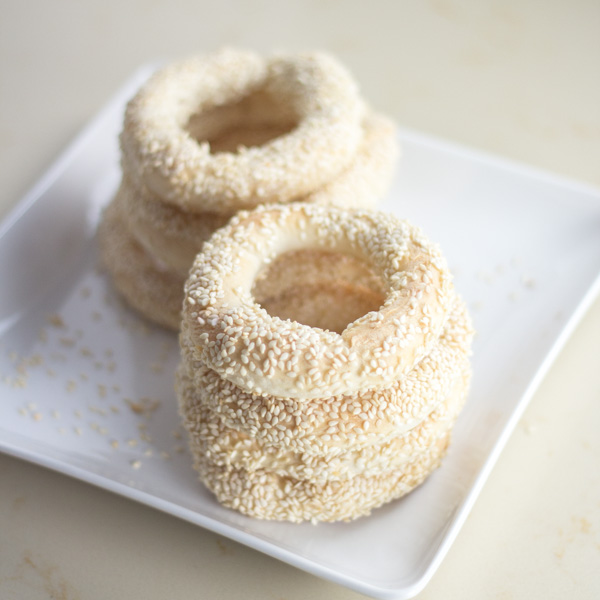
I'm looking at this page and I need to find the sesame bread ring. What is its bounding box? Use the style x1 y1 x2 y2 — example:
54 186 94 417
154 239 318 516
182 203 456 399
179 298 473 454
97 200 184 330
118 111 397 277
120 48 364 213
177 360 469 481
114 175 230 278
189 431 450 523
306 111 398 210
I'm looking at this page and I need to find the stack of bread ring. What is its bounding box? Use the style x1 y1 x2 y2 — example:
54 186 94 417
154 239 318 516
177 203 473 522
98 47 399 329
99 46 473 523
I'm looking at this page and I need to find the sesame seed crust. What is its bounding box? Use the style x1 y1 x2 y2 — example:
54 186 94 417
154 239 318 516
114 174 229 278
117 110 398 278
187 431 451 523
97 200 184 329
177 360 470 481
179 297 473 454
182 203 456 399
305 111 398 211
120 48 366 213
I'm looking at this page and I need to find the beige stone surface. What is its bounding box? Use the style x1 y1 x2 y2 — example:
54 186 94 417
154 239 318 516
1 1 599 598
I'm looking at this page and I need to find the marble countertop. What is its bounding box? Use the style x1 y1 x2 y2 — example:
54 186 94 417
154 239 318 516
1 1 599 598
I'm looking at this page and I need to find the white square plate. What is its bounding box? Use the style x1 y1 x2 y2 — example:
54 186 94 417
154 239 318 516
1 67 599 600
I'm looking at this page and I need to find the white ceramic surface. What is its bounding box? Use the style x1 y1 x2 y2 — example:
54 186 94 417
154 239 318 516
0 68 599 600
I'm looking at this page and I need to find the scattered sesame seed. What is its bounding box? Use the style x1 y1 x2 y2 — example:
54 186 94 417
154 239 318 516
48 314 65 328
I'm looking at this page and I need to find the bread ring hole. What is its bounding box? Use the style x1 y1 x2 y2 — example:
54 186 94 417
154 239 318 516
186 88 300 154
251 249 386 334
